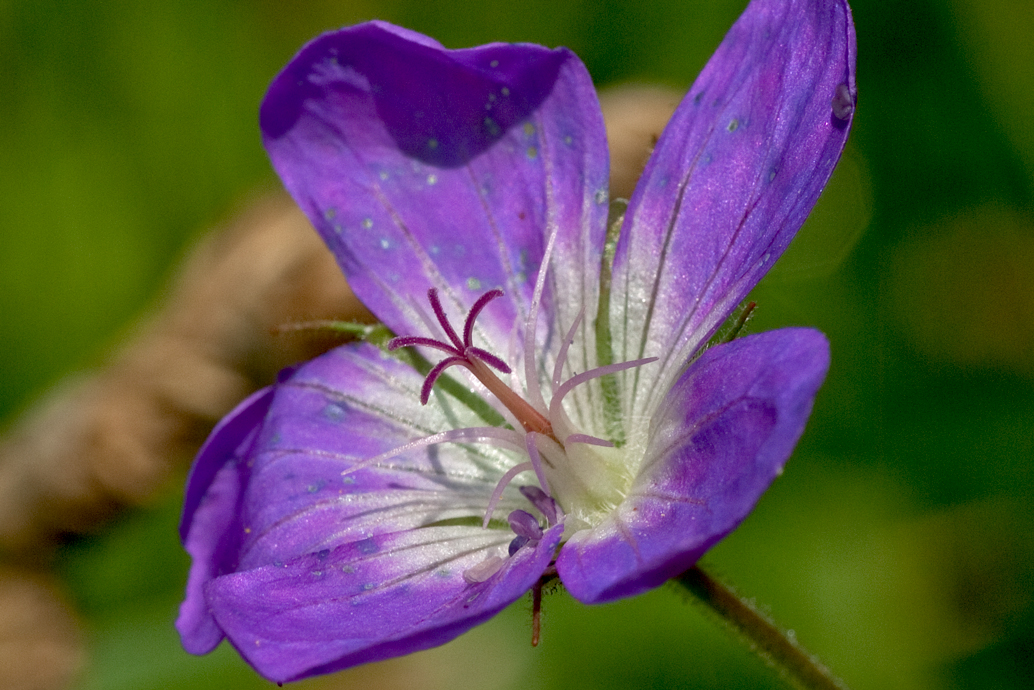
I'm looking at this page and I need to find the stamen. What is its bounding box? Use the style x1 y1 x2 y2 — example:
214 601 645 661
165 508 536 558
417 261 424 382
553 308 585 388
507 509 543 540
522 210 561 413
549 357 658 424
524 432 552 497
508 535 529 556
482 461 534 528
463 552 507 583
565 433 614 448
343 426 525 478
519 485 558 525
506 510 542 556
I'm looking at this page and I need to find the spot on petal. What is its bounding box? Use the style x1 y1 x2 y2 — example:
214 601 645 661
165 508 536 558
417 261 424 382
322 403 345 422
726 118 739 132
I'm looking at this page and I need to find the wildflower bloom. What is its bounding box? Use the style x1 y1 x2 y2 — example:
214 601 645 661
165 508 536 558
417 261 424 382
177 0 855 682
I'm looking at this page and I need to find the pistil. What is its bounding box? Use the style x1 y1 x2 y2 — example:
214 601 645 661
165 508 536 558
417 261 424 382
464 356 553 438
389 288 556 442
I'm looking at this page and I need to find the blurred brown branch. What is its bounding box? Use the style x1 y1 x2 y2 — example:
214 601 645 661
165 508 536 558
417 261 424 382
0 84 679 690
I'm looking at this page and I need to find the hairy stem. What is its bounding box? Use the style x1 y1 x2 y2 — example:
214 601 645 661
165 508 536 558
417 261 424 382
676 567 848 690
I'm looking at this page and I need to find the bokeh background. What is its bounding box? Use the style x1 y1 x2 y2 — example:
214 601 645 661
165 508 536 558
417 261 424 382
2 0 1032 688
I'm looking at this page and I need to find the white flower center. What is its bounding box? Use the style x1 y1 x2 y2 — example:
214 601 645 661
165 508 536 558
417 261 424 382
387 288 655 533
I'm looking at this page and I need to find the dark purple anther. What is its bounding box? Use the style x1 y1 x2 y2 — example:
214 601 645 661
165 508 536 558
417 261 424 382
508 510 544 540
508 535 530 556
519 485 558 525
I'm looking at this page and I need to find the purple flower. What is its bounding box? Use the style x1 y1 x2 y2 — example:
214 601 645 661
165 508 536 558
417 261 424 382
177 0 855 683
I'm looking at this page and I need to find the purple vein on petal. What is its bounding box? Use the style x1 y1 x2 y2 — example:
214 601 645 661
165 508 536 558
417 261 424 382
238 493 505 564
285 380 438 438
262 535 513 612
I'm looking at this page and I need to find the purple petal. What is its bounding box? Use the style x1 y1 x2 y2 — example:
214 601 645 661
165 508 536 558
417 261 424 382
556 328 830 604
261 21 609 376
611 0 855 416
234 343 530 571
206 522 563 682
177 387 273 654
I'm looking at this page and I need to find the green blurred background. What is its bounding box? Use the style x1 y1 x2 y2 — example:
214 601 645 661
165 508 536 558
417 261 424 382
2 0 1032 688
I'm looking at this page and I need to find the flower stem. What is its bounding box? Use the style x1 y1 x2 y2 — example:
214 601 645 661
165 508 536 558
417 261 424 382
675 567 848 690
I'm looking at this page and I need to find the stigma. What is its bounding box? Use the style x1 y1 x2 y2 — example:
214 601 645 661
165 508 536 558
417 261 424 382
389 288 556 441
